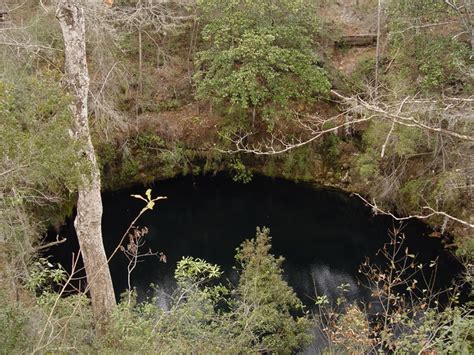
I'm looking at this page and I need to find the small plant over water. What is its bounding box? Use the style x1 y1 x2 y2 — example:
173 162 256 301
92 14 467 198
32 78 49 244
313 227 473 354
119 189 168 304
26 258 67 294
101 227 313 353
230 227 313 352
229 157 253 183
2 218 471 353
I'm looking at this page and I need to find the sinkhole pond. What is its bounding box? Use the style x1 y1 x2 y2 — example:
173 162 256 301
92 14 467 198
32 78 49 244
48 174 463 307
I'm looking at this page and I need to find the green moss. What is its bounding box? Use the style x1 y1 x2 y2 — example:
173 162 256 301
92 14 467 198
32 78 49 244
350 57 376 90
399 178 430 211
281 145 316 181
393 125 425 157
262 157 278 178
355 150 380 183
320 133 341 170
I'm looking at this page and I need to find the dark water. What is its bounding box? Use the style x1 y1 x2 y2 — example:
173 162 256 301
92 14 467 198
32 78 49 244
49 175 462 306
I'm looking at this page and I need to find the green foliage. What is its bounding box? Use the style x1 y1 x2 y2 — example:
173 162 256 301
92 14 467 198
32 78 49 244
98 133 198 188
26 258 66 294
36 292 94 350
399 178 429 209
195 0 330 130
229 157 253 183
99 294 158 353
159 144 190 177
393 125 425 157
281 145 317 180
3 227 471 354
436 305 474 354
414 36 469 91
349 56 377 90
386 2 470 93
315 232 474 354
99 227 313 353
155 98 181 112
0 300 29 354
0 74 84 200
320 133 341 169
386 305 474 354
388 1 452 31
0 73 84 288
353 120 430 188
362 121 426 159
175 256 222 286
121 157 141 181
135 133 166 151
355 149 380 183
352 123 386 183
0 287 94 353
400 170 465 215
231 227 312 352
350 111 471 230
0 70 86 353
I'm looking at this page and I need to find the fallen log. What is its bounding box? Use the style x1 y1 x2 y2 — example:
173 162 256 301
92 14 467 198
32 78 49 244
335 34 377 47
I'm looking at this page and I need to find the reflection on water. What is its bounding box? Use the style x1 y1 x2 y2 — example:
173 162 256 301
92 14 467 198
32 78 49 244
310 265 360 302
49 174 461 307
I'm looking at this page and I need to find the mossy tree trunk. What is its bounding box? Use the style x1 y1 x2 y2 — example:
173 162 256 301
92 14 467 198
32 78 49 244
56 0 116 330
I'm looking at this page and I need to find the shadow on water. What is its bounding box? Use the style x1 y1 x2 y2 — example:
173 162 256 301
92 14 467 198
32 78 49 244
47 174 463 307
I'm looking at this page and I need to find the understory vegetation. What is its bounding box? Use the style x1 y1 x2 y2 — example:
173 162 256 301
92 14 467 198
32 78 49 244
1 225 472 353
0 0 473 353
1 228 312 353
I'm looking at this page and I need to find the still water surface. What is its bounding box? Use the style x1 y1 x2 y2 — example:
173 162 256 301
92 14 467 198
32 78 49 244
51 175 460 305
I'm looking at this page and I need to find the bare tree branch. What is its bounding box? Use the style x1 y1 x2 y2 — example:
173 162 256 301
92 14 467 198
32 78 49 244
331 90 474 142
216 113 374 155
218 88 473 156
353 192 474 229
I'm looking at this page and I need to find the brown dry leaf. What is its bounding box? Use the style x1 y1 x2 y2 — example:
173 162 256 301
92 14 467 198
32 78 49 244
429 231 441 238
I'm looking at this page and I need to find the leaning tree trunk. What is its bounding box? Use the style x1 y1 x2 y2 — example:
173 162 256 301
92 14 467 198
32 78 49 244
56 0 116 328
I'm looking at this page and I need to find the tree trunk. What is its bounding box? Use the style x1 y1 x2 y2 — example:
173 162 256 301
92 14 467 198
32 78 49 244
374 0 383 94
56 0 116 329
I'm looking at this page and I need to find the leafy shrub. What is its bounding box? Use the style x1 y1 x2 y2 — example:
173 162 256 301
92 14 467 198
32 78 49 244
0 74 84 287
99 227 313 353
0 299 30 354
386 1 470 93
2 228 471 353
231 227 313 352
229 157 253 183
0 266 94 354
355 149 380 183
315 229 473 354
0 74 84 202
414 36 469 92
195 0 330 130
320 133 341 169
26 258 66 294
281 145 316 180
351 56 377 89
